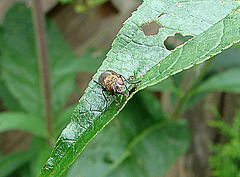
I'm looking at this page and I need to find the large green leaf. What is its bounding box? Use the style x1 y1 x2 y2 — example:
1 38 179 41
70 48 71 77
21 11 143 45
40 0 240 176
68 92 190 177
0 112 48 138
0 3 77 117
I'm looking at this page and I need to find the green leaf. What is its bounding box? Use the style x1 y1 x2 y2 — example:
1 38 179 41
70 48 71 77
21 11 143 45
59 0 74 4
68 92 190 177
54 105 76 137
195 69 240 94
146 78 179 94
87 0 108 7
0 151 32 177
0 79 22 111
211 45 240 71
30 137 52 177
0 3 77 117
40 1 240 176
0 112 48 138
77 48 108 73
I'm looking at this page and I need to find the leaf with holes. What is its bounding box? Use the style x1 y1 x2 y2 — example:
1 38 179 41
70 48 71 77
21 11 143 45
40 0 240 176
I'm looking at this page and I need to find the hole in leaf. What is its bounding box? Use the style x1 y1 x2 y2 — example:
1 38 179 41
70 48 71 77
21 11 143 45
164 33 193 50
141 21 162 36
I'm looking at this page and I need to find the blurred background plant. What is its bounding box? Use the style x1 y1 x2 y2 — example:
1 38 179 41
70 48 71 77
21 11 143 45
0 0 240 177
208 107 240 177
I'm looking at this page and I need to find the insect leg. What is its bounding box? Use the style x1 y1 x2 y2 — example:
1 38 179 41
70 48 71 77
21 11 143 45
94 80 104 87
102 90 108 113
119 75 141 93
119 74 141 85
95 80 108 113
111 94 120 110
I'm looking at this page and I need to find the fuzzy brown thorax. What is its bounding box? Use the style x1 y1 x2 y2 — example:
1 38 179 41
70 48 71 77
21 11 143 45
104 75 124 93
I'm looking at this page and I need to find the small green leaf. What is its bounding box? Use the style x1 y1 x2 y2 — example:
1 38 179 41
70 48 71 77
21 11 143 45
0 151 32 177
87 0 108 7
59 0 74 4
0 112 48 138
40 1 240 176
195 69 240 94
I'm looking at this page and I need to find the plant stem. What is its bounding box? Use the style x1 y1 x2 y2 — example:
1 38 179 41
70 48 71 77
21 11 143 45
172 59 214 121
100 121 169 176
32 0 54 144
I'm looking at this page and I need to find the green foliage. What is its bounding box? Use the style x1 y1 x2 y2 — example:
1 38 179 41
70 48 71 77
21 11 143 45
195 69 240 94
0 151 32 177
59 0 109 12
209 109 240 177
0 0 240 177
77 48 107 73
75 0 108 12
211 45 240 71
0 112 47 138
147 78 180 95
68 92 190 177
59 0 74 4
40 0 240 176
0 3 79 176
0 4 77 117
0 80 22 111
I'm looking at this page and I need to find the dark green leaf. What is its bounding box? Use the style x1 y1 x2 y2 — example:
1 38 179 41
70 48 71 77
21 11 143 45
68 92 190 177
87 0 108 7
0 79 22 111
30 137 52 177
59 0 74 4
185 91 208 111
0 151 32 177
0 112 48 138
40 1 240 176
146 78 179 94
211 46 240 71
195 69 240 94
0 3 77 117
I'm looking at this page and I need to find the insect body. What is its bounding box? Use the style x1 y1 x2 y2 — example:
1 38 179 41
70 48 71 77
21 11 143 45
94 70 141 112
